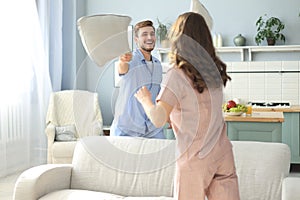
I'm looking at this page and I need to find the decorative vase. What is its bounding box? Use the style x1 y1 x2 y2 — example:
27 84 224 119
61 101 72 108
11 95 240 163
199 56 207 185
217 34 223 47
233 34 246 46
212 34 217 47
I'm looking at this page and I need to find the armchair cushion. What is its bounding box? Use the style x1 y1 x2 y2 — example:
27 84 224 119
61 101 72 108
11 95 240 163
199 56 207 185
55 125 77 141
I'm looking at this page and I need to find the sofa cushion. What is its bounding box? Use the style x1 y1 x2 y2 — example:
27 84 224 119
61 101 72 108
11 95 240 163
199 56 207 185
232 141 290 200
39 189 175 200
70 136 176 197
39 189 124 200
124 197 174 199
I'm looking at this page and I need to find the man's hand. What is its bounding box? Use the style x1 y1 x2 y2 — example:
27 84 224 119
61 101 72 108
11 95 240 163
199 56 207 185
120 52 132 62
118 52 132 75
134 86 152 106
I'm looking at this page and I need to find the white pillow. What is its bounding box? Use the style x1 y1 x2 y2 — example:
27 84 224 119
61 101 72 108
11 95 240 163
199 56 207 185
55 125 77 141
77 14 132 67
190 0 213 30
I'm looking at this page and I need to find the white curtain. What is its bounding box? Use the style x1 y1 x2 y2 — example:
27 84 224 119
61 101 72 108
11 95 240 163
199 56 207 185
36 0 63 92
0 0 53 177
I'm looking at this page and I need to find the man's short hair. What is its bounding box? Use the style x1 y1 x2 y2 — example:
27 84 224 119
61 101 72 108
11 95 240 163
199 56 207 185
134 20 155 37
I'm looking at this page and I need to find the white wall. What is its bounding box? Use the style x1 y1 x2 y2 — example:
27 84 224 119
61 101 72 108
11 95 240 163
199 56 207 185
224 61 300 105
201 0 300 46
85 0 188 27
82 0 300 46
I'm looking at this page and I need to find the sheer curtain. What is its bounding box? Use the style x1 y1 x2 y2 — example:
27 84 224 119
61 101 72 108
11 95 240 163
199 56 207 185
0 0 53 177
36 0 63 92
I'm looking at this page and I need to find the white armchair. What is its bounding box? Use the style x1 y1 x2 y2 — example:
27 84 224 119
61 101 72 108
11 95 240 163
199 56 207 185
45 90 103 164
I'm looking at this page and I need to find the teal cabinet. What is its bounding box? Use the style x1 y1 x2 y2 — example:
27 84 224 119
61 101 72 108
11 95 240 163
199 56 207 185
226 122 282 143
282 113 300 164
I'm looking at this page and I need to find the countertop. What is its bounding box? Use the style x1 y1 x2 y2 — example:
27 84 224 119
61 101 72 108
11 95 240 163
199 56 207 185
224 111 284 122
252 105 300 113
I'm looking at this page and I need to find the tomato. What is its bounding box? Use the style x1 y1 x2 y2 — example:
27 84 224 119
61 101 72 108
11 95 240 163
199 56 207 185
227 100 237 109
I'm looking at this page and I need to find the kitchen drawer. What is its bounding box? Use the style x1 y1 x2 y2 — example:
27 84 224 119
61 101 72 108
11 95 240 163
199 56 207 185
227 122 282 143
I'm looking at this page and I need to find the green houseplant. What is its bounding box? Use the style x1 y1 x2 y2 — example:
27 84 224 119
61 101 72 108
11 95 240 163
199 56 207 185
255 14 286 46
156 18 171 47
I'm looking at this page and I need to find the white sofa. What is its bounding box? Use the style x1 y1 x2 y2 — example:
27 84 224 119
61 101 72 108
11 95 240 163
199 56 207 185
13 136 300 200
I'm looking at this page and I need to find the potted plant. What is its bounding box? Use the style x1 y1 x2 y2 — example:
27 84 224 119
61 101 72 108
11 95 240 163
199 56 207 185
255 14 286 46
156 18 170 48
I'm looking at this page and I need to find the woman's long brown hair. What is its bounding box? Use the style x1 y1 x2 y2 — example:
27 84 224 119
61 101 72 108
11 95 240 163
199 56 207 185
168 12 231 93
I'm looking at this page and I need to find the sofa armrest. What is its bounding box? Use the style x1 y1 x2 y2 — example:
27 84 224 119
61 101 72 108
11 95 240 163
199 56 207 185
282 176 300 200
13 164 72 200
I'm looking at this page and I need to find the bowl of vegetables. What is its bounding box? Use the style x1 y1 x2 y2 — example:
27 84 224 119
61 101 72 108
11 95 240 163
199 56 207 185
222 100 247 116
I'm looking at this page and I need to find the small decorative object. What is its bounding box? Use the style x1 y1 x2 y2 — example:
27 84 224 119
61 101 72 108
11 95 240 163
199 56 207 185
255 14 285 46
233 34 246 46
212 33 223 47
217 33 223 47
212 33 217 47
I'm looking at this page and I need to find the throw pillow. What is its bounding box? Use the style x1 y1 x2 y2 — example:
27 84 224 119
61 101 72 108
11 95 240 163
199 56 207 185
77 14 132 67
55 125 77 141
190 0 213 30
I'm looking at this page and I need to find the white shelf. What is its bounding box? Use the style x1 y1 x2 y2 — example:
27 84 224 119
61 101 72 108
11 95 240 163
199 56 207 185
247 45 300 61
216 45 300 61
157 45 300 62
248 45 300 52
215 46 246 61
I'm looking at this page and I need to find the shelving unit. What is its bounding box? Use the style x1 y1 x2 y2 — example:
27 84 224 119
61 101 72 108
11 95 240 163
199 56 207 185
215 46 246 61
216 45 300 61
247 45 300 61
157 45 300 62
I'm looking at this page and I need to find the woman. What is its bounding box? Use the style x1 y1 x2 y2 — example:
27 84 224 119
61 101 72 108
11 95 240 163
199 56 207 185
135 12 240 200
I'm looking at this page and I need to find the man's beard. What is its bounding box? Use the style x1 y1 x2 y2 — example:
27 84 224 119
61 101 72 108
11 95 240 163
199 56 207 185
141 42 155 53
141 46 154 53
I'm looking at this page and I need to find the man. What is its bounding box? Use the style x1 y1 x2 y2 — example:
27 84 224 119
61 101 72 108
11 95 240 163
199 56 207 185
111 20 165 139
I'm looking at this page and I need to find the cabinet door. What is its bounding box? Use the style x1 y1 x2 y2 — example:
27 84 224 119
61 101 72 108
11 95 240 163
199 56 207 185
227 122 282 142
282 113 300 164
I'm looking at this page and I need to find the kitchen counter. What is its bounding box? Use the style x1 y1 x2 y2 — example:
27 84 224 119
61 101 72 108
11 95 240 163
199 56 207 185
252 105 300 112
224 111 284 122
